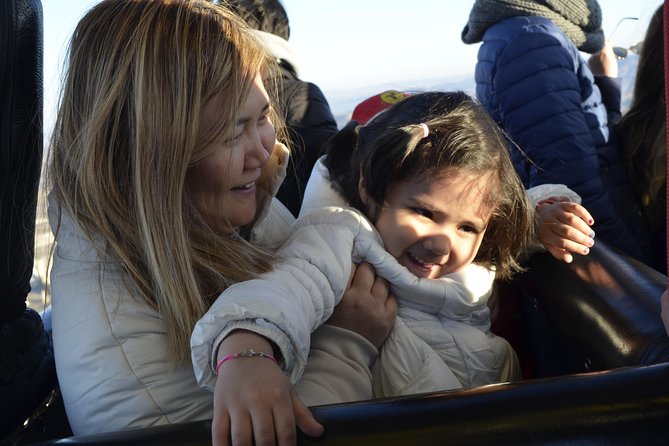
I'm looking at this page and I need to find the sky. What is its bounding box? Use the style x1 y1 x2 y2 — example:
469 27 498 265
42 0 663 129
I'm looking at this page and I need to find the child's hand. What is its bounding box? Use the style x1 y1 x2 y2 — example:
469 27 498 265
536 201 595 263
212 331 324 446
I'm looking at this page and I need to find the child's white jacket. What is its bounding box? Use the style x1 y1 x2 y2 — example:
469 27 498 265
191 158 530 402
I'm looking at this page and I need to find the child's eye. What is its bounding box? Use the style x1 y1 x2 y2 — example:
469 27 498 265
258 114 269 125
412 207 433 219
460 225 479 234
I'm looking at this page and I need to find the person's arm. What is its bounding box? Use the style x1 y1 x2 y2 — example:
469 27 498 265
295 325 378 407
212 330 323 446
588 41 619 78
207 261 395 446
494 35 601 189
192 218 358 391
296 258 397 406
593 75 622 125
192 209 396 445
589 43 622 125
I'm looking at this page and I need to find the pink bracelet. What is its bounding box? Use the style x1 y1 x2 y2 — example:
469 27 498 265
214 348 278 375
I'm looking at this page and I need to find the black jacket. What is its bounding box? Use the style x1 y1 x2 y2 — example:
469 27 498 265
275 61 338 217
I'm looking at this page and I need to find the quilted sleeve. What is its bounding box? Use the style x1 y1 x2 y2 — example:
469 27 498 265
490 26 642 258
191 208 363 390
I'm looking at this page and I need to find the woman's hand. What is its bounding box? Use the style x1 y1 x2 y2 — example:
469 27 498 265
536 201 595 263
212 330 324 446
588 41 618 78
325 262 397 348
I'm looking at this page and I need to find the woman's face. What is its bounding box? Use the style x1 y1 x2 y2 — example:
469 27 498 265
187 74 275 233
369 170 493 279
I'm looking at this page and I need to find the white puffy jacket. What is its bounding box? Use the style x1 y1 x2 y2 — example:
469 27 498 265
192 158 542 402
49 144 294 435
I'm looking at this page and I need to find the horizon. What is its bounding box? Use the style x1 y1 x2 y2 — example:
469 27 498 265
43 1 662 135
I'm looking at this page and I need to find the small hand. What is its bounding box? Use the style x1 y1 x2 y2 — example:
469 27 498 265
536 201 595 263
325 262 397 348
212 331 324 446
588 41 618 78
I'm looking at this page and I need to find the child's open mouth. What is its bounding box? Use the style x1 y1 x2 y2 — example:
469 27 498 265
405 252 442 278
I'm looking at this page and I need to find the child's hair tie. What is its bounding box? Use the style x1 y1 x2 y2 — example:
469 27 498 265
419 123 429 138
214 348 278 375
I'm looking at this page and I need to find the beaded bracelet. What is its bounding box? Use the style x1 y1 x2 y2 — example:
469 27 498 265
214 348 278 375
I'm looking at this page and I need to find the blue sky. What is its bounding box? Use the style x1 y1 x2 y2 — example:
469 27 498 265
43 0 662 129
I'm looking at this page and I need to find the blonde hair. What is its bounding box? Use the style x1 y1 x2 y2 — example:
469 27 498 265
48 0 285 362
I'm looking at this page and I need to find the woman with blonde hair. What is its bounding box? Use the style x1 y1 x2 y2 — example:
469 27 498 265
47 0 392 442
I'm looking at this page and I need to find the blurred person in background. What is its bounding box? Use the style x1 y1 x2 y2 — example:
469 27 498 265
462 0 653 265
615 3 666 274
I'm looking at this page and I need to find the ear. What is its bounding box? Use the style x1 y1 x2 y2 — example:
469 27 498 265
358 174 371 208
358 173 377 218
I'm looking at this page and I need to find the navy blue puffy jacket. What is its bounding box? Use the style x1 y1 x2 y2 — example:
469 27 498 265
474 16 651 263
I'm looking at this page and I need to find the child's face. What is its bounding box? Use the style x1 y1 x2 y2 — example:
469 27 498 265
371 170 493 279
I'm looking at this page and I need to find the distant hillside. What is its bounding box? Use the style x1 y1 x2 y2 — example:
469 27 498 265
326 75 477 128
326 53 639 128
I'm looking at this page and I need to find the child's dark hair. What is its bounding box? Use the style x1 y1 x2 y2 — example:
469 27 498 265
324 91 533 279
